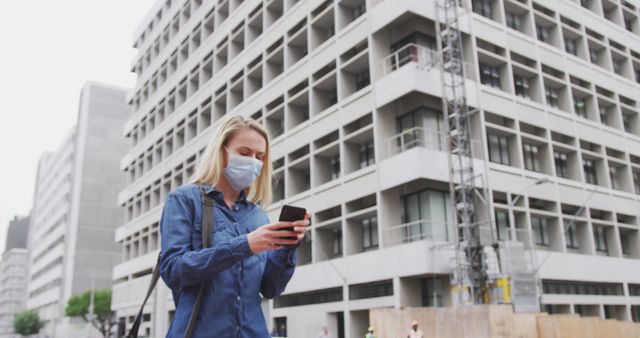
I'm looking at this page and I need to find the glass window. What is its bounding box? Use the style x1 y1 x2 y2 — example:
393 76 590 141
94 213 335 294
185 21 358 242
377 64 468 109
564 38 577 56
480 63 501 88
531 216 550 246
362 217 378 250
523 143 540 172
331 155 340 179
495 210 511 240
593 226 608 254
355 69 370 90
573 97 586 117
506 12 521 31
402 189 451 242
514 75 529 98
472 0 492 18
359 140 375 168
332 228 343 256
620 230 631 255
583 159 597 185
536 25 550 43
554 151 568 178
352 3 366 20
488 134 510 165
545 87 559 108
565 223 579 249
634 171 640 194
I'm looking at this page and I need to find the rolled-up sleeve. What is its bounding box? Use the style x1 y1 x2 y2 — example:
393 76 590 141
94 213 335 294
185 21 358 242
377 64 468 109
259 214 297 299
159 191 253 290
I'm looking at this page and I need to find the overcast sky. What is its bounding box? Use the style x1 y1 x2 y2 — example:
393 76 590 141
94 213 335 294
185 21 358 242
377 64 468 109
0 0 156 253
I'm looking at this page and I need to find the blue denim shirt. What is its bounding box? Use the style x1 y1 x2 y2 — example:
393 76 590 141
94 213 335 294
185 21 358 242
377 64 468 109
159 183 297 338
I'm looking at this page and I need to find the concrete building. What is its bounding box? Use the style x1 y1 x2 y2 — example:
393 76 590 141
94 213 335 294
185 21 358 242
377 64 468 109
4 216 29 253
0 216 30 337
27 82 129 338
115 0 640 336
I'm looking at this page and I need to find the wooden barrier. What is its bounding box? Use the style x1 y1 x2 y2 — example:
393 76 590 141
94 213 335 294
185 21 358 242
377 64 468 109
370 305 640 338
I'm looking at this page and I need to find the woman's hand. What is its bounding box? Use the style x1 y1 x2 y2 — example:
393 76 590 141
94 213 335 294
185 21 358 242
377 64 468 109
247 212 311 254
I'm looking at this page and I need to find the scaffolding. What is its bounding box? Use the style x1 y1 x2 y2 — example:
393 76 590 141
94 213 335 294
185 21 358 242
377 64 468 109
436 0 491 305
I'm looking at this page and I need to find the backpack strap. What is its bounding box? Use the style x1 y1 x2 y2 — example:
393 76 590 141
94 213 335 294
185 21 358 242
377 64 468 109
184 186 215 338
126 185 215 338
126 255 161 338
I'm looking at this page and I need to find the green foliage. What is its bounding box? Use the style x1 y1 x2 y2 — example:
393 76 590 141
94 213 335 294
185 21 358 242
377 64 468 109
65 289 116 338
13 310 46 336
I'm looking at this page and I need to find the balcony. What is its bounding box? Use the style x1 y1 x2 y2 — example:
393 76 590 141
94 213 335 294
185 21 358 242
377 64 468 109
383 219 453 248
375 44 478 109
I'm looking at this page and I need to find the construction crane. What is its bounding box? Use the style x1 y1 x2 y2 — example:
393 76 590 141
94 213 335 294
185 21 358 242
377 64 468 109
434 0 538 311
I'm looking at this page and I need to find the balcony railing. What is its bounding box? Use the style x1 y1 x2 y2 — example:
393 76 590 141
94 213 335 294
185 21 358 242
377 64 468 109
379 127 447 160
384 219 452 247
381 43 440 76
380 43 477 81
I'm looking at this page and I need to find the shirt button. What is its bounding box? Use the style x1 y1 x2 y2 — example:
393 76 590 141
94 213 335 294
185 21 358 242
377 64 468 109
239 265 242 271
236 325 240 331
237 295 241 301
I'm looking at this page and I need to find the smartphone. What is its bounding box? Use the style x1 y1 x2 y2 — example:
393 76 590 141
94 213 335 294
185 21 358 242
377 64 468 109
278 205 307 243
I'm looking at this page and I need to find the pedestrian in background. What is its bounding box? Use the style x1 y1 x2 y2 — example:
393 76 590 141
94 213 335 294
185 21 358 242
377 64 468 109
407 320 424 338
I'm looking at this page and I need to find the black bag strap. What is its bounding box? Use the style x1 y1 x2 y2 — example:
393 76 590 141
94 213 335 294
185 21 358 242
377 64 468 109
126 185 215 338
184 186 215 338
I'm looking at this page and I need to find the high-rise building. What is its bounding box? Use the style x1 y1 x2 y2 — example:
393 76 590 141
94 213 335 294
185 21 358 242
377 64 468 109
5 216 29 253
115 0 640 336
0 216 30 337
26 82 129 338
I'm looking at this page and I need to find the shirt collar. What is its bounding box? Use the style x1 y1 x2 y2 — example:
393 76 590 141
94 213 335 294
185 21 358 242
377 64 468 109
200 183 248 204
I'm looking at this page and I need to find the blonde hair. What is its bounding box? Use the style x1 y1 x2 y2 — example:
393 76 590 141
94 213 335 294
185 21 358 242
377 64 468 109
192 115 272 207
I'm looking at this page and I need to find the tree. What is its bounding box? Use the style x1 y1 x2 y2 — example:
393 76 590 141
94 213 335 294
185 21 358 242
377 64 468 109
13 310 46 336
65 289 116 338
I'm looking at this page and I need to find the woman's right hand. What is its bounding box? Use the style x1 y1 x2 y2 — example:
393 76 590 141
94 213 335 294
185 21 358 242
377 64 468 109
247 221 308 254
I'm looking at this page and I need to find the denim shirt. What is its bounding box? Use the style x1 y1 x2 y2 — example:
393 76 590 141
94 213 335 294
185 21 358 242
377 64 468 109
159 183 297 338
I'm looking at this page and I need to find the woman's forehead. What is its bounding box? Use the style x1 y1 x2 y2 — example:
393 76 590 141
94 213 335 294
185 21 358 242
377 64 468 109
228 128 266 150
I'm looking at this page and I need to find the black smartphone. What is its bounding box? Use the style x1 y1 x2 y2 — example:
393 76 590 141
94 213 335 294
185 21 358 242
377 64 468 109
278 205 307 243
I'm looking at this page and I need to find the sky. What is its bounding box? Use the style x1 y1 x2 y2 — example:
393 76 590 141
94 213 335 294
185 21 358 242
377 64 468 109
0 0 156 253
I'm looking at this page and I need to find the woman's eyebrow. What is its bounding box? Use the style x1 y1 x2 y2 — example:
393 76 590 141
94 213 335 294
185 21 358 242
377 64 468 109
238 145 265 154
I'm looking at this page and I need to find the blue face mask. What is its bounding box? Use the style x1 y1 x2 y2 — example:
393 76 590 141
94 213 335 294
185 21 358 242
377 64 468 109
223 148 263 192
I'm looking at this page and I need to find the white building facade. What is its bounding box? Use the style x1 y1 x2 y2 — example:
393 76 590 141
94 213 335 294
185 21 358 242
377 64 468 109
27 82 130 338
115 0 640 337
0 249 29 338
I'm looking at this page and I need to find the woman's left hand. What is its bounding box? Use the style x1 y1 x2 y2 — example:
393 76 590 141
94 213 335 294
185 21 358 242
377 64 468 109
290 211 311 245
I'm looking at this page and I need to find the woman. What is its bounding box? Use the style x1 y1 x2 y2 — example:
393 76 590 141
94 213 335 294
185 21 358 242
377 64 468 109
159 115 309 337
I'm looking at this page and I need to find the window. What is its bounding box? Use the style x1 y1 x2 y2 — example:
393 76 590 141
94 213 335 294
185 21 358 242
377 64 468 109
488 134 510 165
402 189 451 242
573 97 586 117
514 75 529 98
352 3 366 19
362 216 378 250
396 107 444 150
523 143 540 172
634 171 640 194
495 210 511 241
589 49 599 64
620 230 631 255
359 140 375 168
545 87 559 108
554 151 568 178
565 223 579 249
593 226 608 254
332 228 343 256
536 25 550 43
583 159 597 185
355 69 370 90
472 0 492 18
609 167 618 190
480 63 501 88
564 38 577 56
331 155 340 179
531 217 550 246
506 12 521 31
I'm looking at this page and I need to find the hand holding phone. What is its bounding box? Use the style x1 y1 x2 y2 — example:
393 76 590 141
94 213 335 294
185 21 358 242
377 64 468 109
278 205 308 247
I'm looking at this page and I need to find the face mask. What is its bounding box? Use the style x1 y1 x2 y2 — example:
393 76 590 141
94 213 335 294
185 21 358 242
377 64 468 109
223 148 263 192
